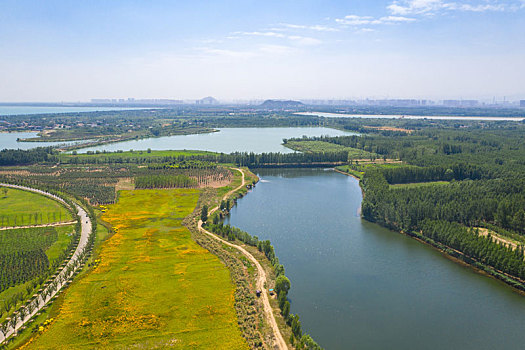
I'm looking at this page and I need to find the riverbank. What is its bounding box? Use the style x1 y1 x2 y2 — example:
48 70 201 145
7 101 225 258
192 168 289 349
193 168 324 349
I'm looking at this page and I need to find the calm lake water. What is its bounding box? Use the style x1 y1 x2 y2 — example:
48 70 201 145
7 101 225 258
76 127 354 154
0 106 148 116
226 168 525 350
298 111 525 121
0 132 89 150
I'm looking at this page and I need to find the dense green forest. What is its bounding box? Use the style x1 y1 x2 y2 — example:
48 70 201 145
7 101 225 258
0 147 57 166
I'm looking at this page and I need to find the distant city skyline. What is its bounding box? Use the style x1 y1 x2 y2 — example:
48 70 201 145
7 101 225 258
2 96 523 108
1 0 524 102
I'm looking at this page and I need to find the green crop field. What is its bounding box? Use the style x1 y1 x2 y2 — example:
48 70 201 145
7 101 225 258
26 189 248 349
0 224 75 321
0 187 73 227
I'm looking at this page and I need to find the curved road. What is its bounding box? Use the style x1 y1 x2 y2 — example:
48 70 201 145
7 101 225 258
198 169 288 350
0 184 92 344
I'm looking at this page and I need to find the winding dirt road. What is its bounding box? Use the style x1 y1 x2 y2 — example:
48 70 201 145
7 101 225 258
0 184 92 344
198 168 288 350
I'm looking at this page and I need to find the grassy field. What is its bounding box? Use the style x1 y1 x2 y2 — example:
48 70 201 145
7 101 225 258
335 165 365 179
0 187 72 227
390 181 449 188
284 140 378 159
45 224 76 263
26 189 248 349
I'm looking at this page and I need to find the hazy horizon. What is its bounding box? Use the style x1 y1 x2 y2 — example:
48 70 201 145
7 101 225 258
1 0 524 102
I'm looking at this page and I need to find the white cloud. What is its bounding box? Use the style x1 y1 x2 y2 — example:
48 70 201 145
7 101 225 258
356 28 376 33
258 45 296 55
336 15 375 25
231 31 322 46
195 44 297 60
379 15 417 22
279 23 340 32
452 3 506 11
387 0 443 15
196 47 258 59
335 14 416 25
287 35 322 46
388 0 513 15
234 31 285 38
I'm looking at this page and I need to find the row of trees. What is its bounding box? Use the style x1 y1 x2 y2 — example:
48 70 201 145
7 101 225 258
0 211 66 227
420 220 525 279
148 160 219 170
0 147 58 166
64 151 349 168
203 217 322 349
0 250 49 293
134 174 197 189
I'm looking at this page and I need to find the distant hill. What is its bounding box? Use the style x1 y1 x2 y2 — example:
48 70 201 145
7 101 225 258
259 100 304 109
196 96 219 105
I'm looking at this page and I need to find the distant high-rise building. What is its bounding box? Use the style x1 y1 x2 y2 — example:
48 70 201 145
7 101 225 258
443 100 479 107
520 100 525 108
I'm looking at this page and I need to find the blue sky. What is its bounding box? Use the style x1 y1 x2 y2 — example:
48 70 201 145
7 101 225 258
1 0 524 101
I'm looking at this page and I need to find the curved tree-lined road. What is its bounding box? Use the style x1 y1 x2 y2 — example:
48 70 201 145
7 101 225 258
198 169 288 350
0 184 92 344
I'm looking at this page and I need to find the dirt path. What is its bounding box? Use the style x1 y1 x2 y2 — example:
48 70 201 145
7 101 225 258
0 220 77 231
198 168 288 350
0 184 93 345
477 227 519 250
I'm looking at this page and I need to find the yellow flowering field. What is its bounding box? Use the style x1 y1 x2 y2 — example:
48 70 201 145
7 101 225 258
27 189 248 349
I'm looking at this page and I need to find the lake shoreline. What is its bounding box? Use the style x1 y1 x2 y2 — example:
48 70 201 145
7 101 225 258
334 168 525 296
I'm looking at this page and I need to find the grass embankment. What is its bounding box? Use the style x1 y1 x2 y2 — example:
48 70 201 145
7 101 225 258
0 187 72 227
336 161 407 179
284 140 377 159
26 189 248 349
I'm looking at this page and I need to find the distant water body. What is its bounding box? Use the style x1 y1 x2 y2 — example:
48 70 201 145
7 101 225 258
0 132 90 150
0 106 149 116
76 127 355 154
297 111 525 121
